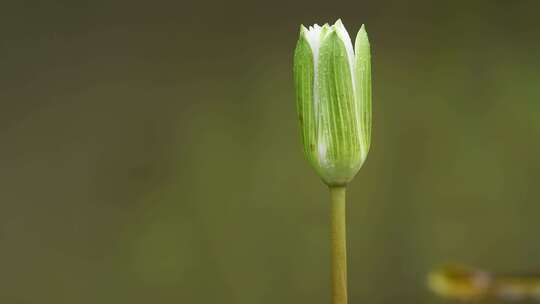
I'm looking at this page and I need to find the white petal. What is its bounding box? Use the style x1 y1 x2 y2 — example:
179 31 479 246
333 19 355 64
303 24 323 59
333 19 356 94
303 23 326 116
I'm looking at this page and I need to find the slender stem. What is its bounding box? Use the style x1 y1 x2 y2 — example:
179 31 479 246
329 186 348 304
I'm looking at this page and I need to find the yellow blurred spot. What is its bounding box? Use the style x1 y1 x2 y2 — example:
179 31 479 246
428 264 492 300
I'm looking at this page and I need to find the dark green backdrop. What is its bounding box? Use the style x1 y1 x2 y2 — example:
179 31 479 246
2 1 540 303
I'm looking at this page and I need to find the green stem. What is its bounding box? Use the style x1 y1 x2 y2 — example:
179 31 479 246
330 186 348 304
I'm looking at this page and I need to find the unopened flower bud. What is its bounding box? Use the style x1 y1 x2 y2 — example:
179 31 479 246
294 19 372 186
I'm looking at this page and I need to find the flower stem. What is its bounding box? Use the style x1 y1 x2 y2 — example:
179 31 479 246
330 186 348 304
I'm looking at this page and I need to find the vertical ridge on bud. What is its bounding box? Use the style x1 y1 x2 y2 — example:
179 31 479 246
355 25 372 160
317 30 359 185
294 26 316 165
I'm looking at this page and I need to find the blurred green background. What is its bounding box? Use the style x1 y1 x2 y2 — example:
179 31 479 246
2 1 540 303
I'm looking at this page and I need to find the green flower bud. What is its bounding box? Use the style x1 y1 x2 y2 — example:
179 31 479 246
294 19 372 186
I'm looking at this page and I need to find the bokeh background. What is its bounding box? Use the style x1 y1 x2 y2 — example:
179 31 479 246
2 1 540 303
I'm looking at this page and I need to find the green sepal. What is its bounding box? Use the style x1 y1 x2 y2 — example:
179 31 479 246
354 25 372 160
317 29 362 186
293 26 316 166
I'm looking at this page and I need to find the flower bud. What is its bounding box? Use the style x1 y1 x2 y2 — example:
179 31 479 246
294 19 372 186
